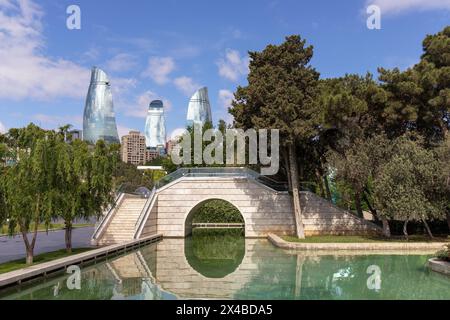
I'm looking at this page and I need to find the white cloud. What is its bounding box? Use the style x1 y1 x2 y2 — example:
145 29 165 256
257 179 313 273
218 89 234 110
217 49 249 82
82 47 100 62
106 53 137 72
0 121 7 134
170 45 201 59
0 0 91 100
366 0 450 15
32 114 83 129
110 76 138 97
117 124 135 139
173 76 201 96
169 127 188 141
119 90 172 118
142 56 176 85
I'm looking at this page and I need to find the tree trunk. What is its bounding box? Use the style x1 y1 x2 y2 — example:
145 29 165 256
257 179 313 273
363 192 379 221
21 229 33 265
282 148 292 192
20 220 39 265
26 246 34 265
403 220 409 240
315 168 325 198
288 143 305 239
65 222 73 253
422 219 434 239
381 217 391 238
447 212 450 231
354 191 364 218
323 175 332 201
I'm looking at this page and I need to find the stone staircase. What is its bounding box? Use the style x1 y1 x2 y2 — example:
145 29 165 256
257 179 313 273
98 195 147 245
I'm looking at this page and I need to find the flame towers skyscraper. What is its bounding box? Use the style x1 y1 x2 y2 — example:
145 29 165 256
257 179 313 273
144 100 166 149
83 67 120 145
186 87 212 126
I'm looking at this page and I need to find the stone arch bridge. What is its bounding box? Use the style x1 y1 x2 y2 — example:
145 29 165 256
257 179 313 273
92 168 380 245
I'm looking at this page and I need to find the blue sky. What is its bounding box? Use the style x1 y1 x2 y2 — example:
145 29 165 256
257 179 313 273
0 0 449 139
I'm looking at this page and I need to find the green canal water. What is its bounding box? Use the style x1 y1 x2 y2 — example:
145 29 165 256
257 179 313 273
1 230 449 300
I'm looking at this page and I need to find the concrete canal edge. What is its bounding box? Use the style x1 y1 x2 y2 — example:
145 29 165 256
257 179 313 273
427 258 450 276
268 233 448 253
0 234 163 289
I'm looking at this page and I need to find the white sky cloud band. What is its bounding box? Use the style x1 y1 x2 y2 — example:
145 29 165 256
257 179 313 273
142 56 176 85
366 0 450 15
217 49 249 82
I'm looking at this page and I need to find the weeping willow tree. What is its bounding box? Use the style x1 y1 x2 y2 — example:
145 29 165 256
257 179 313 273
52 133 116 253
0 124 118 263
3 132 56 264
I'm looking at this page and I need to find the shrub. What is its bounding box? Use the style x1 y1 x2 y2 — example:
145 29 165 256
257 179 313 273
436 244 450 262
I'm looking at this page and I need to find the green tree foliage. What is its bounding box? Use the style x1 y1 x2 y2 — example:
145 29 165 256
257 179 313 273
113 161 153 193
320 27 450 237
2 131 56 264
230 35 321 238
0 124 119 260
378 26 450 141
327 135 392 209
52 129 117 253
192 200 244 223
373 135 447 238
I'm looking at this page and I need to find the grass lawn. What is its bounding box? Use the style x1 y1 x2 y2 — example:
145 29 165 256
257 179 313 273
283 235 450 243
0 223 94 236
0 248 92 274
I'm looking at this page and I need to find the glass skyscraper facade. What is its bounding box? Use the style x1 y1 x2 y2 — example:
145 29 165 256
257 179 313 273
186 87 212 126
83 67 120 145
145 100 166 149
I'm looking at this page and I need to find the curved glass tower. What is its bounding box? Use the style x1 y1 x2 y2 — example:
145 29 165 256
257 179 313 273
145 100 166 149
186 87 212 126
83 67 120 145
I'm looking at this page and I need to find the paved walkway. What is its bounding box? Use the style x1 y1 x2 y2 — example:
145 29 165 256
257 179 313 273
0 227 94 264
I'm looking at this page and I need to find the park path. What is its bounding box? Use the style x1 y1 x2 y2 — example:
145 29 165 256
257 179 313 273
0 227 94 264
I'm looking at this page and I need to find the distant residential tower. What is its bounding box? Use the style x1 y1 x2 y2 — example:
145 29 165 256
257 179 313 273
121 131 159 165
186 87 212 126
83 67 120 145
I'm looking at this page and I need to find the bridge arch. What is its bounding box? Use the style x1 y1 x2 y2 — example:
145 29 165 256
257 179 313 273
184 198 246 237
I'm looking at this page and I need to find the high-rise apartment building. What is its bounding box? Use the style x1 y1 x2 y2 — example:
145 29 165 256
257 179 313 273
121 131 159 165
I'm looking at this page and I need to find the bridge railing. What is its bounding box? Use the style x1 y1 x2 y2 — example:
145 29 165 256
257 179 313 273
134 186 157 239
154 167 288 191
91 186 126 242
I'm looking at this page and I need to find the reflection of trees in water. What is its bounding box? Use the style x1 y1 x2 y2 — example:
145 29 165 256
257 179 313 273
185 229 245 278
3 241 450 300
4 265 116 300
234 250 450 300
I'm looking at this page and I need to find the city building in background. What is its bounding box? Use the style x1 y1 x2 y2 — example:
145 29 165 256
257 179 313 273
144 100 166 150
83 67 120 145
67 129 83 142
166 139 176 156
121 131 159 165
186 87 212 126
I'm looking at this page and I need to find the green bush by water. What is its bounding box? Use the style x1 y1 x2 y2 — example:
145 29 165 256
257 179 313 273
436 244 450 262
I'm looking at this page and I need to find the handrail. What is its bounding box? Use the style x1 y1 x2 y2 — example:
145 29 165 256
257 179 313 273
92 192 124 241
133 186 157 239
154 167 289 191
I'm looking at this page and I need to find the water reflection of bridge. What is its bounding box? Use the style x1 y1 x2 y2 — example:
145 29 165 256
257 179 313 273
3 239 450 300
